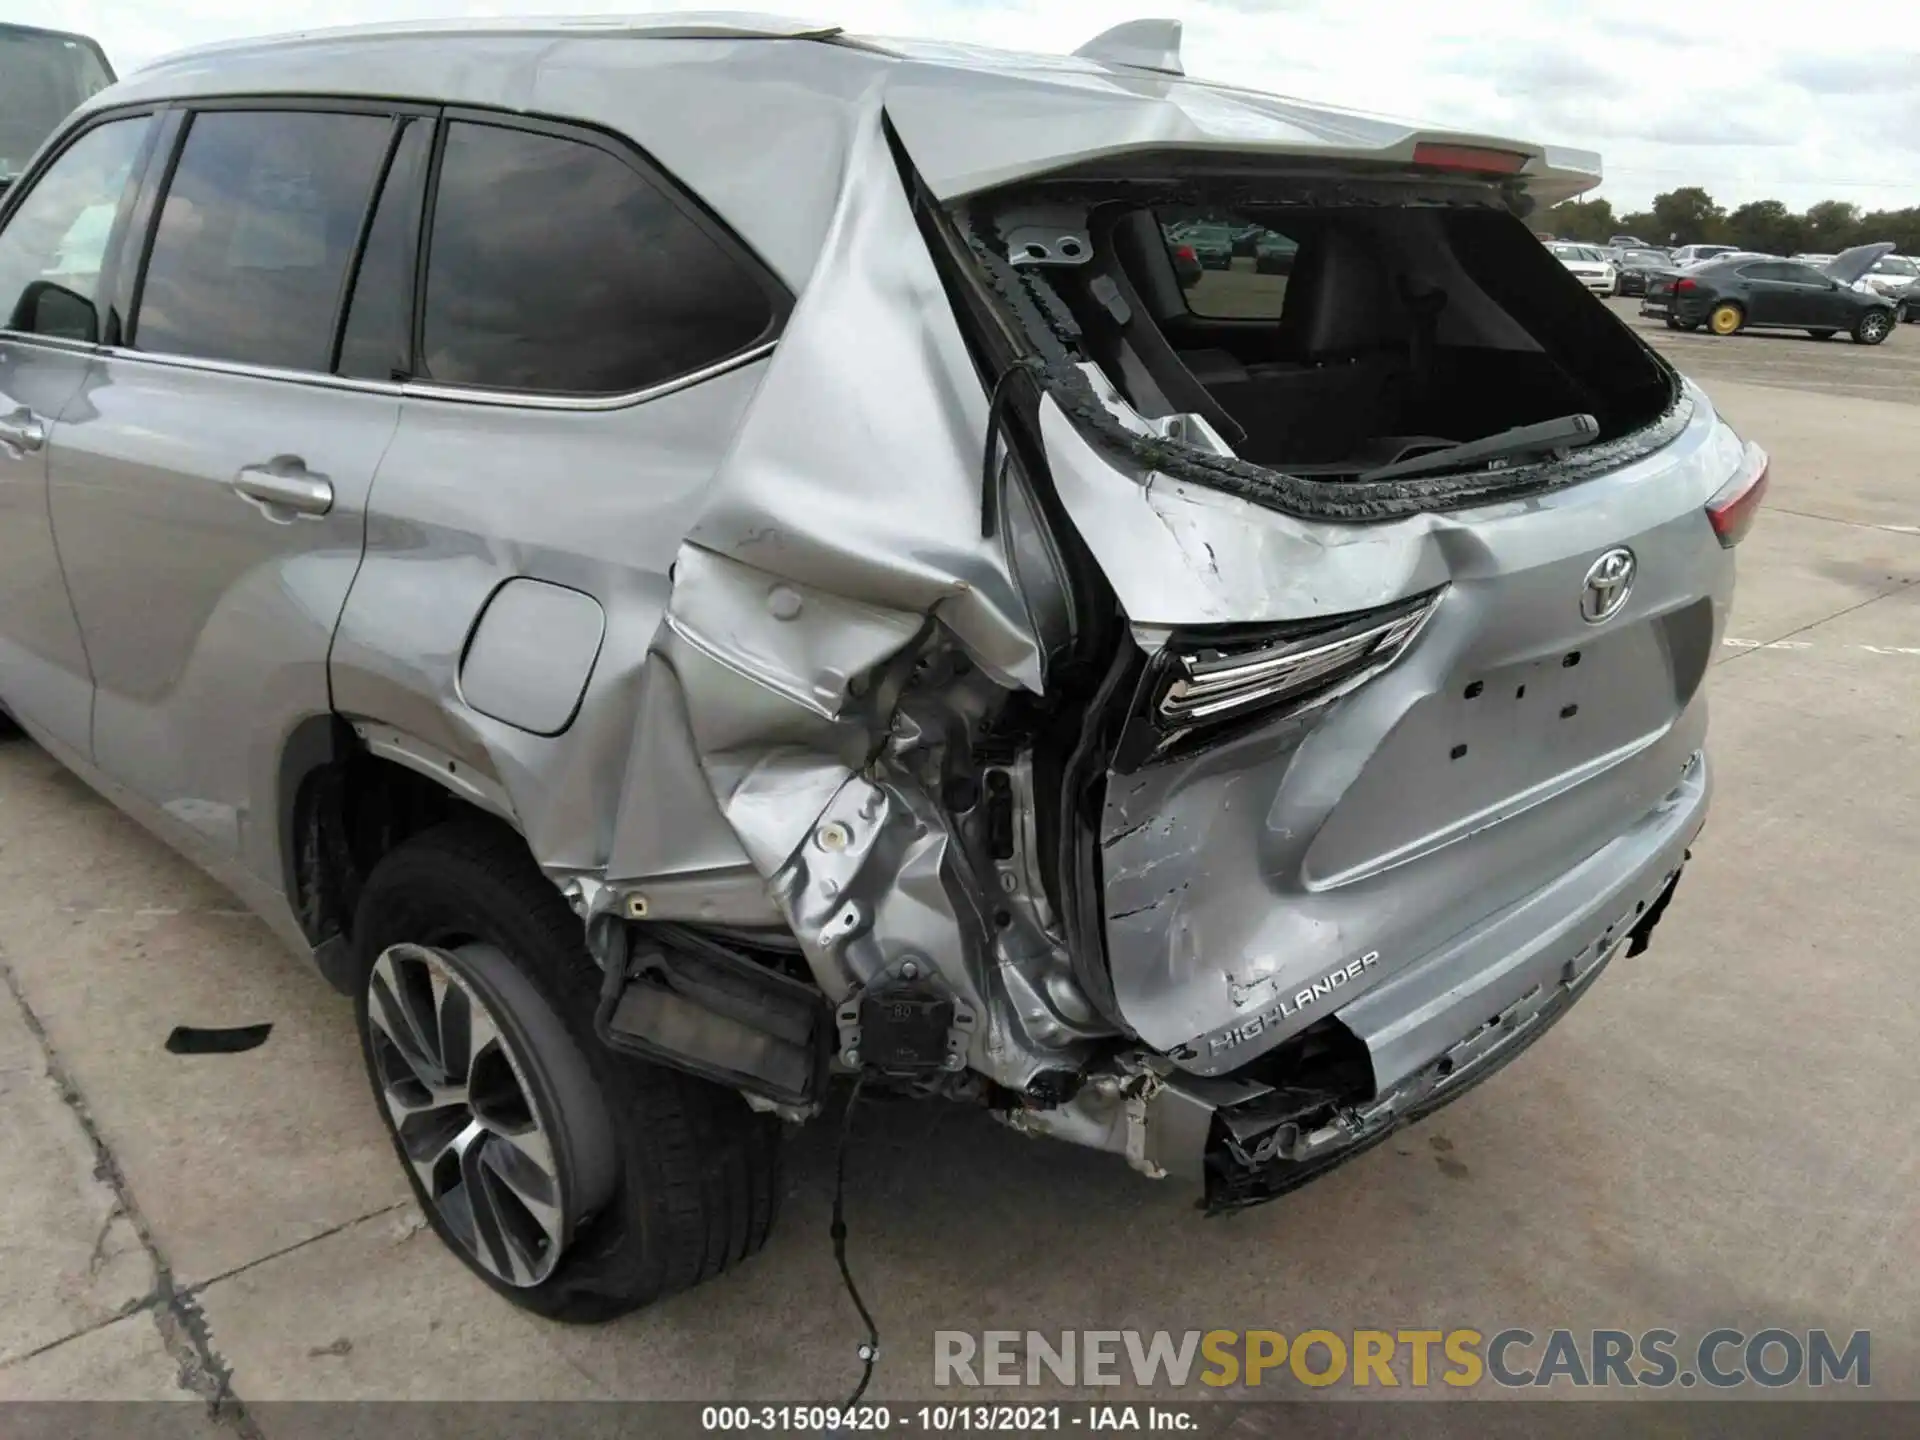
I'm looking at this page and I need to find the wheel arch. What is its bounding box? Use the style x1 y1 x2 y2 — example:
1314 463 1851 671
281 717 533 993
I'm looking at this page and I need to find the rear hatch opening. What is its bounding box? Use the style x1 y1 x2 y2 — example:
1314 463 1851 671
961 164 1685 520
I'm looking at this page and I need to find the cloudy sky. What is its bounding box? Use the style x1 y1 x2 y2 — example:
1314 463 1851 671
32 0 1920 214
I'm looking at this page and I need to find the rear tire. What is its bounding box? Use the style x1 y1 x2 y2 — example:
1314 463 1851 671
1853 310 1892 346
1708 302 1744 336
352 819 783 1322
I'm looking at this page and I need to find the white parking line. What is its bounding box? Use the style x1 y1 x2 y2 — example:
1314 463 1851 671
1723 638 1920 655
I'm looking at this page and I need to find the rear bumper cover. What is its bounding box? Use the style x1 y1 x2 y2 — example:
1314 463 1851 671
1153 750 1706 1201
1339 747 1706 1094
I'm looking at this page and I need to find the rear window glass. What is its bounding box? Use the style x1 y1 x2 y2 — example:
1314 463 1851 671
419 120 776 395
134 109 391 371
1161 214 1297 319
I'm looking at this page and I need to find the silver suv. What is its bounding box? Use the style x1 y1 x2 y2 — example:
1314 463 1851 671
0 16 1762 1321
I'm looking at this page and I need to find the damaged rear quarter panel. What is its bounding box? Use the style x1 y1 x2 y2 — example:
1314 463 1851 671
331 362 774 872
336 93 1079 1086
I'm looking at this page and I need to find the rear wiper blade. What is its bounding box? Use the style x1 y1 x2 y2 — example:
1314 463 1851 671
1356 413 1600 484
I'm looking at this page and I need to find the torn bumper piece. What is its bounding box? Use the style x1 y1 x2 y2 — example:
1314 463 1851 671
596 924 834 1111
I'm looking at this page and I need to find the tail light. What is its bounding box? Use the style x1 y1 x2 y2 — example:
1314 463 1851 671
1117 590 1444 768
1706 442 1769 547
1176 244 1198 262
1674 278 1697 293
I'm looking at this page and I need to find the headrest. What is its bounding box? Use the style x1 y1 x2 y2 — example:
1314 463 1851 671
1282 227 1410 358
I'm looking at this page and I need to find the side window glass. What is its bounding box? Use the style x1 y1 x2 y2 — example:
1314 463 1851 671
420 120 777 395
0 116 150 343
133 110 390 372
1160 214 1296 320
336 118 431 381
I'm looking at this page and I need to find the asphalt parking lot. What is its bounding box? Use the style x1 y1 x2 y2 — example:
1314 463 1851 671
1 298 1915 1416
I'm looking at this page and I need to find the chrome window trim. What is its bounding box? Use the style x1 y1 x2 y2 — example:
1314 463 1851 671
58 338 777 408
0 331 101 360
399 340 778 409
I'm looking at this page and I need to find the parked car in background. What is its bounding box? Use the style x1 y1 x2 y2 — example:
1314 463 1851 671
1253 228 1297 274
1860 252 1918 305
1167 235 1203 288
1547 240 1617 294
1669 243 1739 268
1613 247 1676 297
1790 252 1836 266
1641 244 1897 342
1881 270 1920 323
1607 233 1650 249
1182 219 1236 270
0 23 115 194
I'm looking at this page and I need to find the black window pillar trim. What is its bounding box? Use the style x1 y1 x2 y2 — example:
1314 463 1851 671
327 114 411 378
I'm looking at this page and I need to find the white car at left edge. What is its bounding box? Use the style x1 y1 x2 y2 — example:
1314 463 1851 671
1547 240 1618 295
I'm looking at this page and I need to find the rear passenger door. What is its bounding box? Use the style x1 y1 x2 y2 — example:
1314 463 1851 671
1736 263 1814 325
1770 262 1842 326
48 102 428 886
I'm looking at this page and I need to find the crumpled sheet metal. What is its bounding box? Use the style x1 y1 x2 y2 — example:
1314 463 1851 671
617 103 1060 1060
602 96 1053 1044
683 105 1044 697
664 545 926 724
1036 379 1712 629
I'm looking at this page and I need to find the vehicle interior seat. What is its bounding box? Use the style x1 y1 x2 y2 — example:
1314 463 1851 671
1063 208 1248 448
1069 209 1459 472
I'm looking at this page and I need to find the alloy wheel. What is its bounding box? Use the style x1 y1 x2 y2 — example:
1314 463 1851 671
366 942 569 1287
1860 313 1890 344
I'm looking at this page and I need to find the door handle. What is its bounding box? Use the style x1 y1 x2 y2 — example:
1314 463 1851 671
0 406 47 454
232 457 334 518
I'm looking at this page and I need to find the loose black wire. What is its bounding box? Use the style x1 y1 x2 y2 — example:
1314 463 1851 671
832 1075 879 1406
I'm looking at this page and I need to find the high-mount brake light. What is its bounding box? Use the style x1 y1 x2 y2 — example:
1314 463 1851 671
1410 142 1528 175
1706 442 1769 548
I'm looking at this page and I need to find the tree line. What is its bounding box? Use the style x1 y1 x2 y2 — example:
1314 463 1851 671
1544 188 1920 257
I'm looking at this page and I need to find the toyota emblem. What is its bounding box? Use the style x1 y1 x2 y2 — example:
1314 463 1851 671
1581 548 1636 624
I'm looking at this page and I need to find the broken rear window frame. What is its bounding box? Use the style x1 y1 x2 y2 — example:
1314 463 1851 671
954 172 1690 524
